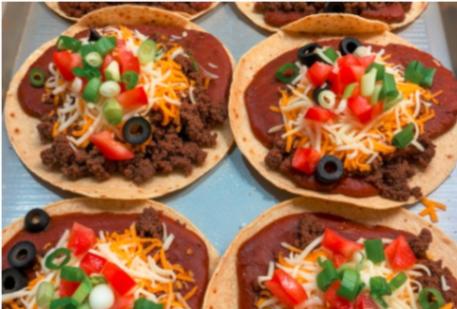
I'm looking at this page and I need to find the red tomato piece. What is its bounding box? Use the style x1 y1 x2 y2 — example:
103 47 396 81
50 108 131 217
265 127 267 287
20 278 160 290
59 279 80 297
80 252 107 275
371 102 384 119
322 228 363 259
291 147 321 175
337 54 359 68
90 131 134 161
305 106 334 123
355 292 379 309
67 223 97 256
265 269 307 308
332 253 349 269
102 262 136 296
111 292 134 309
385 235 417 271
325 281 353 309
265 280 296 308
101 54 114 79
307 62 333 87
115 48 140 74
357 55 376 69
117 87 148 109
53 51 82 81
339 65 365 85
348 96 373 124
328 71 345 95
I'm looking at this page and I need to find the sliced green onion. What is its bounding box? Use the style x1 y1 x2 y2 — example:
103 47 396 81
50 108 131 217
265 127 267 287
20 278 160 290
89 276 106 286
103 98 123 125
316 49 334 65
85 52 102 68
138 39 157 65
79 43 96 58
83 77 102 103
392 123 415 149
104 60 121 82
121 71 139 90
369 276 391 296
317 259 339 291
100 81 121 98
389 272 407 291
50 297 78 309
370 83 383 105
29 67 47 88
72 277 92 304
342 83 357 99
372 294 388 309
61 266 86 282
324 47 338 63
361 68 377 97
73 65 100 80
36 282 55 308
275 63 299 84
95 37 116 56
404 61 436 88
366 62 385 81
380 73 399 101
318 89 336 109
56 35 82 52
421 67 436 88
337 269 362 301
383 92 403 111
45 247 71 270
418 288 445 309
134 298 163 309
77 303 90 309
364 239 385 264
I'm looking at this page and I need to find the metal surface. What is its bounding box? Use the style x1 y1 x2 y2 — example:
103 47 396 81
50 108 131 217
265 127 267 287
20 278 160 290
2 3 456 252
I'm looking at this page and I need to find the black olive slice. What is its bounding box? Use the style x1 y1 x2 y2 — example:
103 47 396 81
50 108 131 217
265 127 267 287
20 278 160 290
24 208 50 233
324 2 345 13
123 116 152 145
339 37 362 55
297 43 322 67
8 241 37 269
315 155 344 184
312 84 330 104
89 28 102 42
2 268 28 294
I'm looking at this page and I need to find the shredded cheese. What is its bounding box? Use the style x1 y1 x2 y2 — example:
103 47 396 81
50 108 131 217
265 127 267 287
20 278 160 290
419 197 447 223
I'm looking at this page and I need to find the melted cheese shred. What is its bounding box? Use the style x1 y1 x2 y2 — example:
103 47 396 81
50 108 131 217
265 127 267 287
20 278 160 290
419 197 447 223
3 225 196 309
272 50 440 173
255 236 443 309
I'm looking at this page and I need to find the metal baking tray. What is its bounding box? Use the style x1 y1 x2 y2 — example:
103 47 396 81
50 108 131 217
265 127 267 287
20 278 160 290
2 2 456 251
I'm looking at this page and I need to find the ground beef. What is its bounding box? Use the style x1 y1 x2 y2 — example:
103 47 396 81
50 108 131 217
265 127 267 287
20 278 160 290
415 259 457 304
135 208 163 239
294 215 325 249
254 2 412 27
58 2 212 18
408 228 432 259
37 114 56 142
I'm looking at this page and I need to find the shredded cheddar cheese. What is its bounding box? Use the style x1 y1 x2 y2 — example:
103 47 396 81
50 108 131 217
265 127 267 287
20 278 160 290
419 197 447 223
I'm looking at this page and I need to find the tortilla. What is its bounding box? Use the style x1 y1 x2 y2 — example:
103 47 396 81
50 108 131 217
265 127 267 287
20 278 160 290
4 5 234 200
2 197 219 274
203 196 457 308
236 2 428 33
229 23 457 209
45 2 219 22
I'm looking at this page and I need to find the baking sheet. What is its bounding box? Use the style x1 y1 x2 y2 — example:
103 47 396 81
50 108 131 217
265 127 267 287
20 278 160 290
2 2 456 251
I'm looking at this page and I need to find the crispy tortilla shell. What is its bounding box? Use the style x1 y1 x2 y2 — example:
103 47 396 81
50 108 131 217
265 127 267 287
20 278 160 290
203 197 457 308
2 198 219 274
45 2 219 22
236 2 427 33
229 29 457 209
5 5 234 200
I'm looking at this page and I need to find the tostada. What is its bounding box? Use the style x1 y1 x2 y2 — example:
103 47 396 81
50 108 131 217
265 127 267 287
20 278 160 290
236 2 427 33
2 198 218 309
204 197 457 308
229 17 457 209
5 6 234 199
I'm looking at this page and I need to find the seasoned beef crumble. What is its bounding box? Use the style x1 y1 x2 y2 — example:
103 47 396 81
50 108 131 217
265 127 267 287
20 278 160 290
136 208 164 239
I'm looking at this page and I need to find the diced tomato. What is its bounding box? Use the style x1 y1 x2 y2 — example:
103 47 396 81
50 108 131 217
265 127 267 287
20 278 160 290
102 262 136 296
111 293 134 309
371 102 384 119
305 106 334 123
80 252 107 275
291 147 321 175
385 235 417 271
307 62 333 87
53 51 82 81
101 54 114 78
357 55 376 68
331 253 349 269
348 96 374 124
355 292 379 309
115 47 140 74
322 228 363 260
324 281 353 309
59 279 80 297
117 87 148 109
67 223 97 256
328 71 345 95
90 131 134 161
339 65 365 85
265 269 307 308
338 54 359 68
